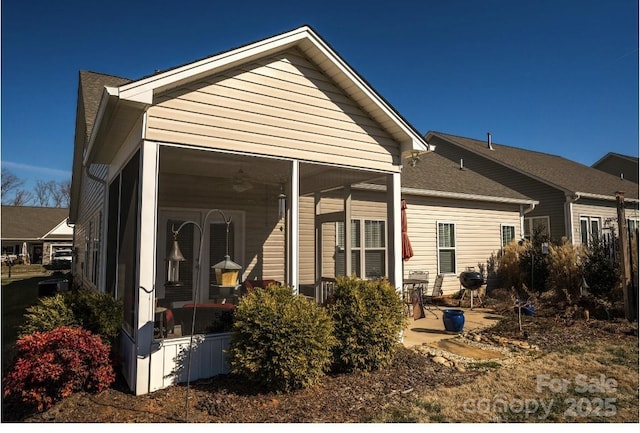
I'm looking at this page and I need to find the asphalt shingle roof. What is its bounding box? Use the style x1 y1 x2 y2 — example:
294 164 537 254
429 132 639 199
78 71 131 142
1 206 70 240
401 151 534 202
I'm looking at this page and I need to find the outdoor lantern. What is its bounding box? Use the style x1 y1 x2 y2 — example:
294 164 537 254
278 186 286 220
166 231 186 286
212 254 242 286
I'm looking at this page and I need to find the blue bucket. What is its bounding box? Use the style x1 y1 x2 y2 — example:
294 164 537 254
442 309 465 332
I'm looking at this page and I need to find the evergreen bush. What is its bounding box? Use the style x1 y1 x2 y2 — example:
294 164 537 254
64 288 123 344
228 284 336 392
328 276 407 373
18 293 77 337
3 326 115 412
18 288 123 345
582 235 619 298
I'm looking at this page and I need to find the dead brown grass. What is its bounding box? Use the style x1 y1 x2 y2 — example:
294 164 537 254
373 322 639 423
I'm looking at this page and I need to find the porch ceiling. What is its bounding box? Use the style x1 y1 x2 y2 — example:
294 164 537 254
158 147 386 196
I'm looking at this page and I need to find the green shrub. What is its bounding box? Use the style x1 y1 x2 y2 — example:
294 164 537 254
3 326 115 413
18 288 123 345
228 284 336 392
328 276 407 373
64 288 123 344
18 293 77 338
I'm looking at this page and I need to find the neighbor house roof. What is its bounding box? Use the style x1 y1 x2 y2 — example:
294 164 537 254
426 131 640 202
1 206 71 241
400 151 538 205
592 152 639 183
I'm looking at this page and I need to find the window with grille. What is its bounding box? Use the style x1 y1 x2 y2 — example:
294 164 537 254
501 224 516 249
437 222 456 274
580 216 601 245
336 219 386 278
524 216 550 239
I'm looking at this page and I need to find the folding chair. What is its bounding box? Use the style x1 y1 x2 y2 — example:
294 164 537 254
423 274 444 314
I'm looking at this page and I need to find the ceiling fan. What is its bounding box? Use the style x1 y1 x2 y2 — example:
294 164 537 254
232 169 253 192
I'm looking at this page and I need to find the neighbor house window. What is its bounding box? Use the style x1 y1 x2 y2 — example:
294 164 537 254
580 216 601 246
501 224 516 249
437 222 456 274
524 216 550 239
336 219 386 279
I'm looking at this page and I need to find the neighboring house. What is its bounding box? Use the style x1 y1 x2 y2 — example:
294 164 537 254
70 26 431 395
592 152 639 184
307 151 539 295
399 151 538 294
0 206 73 265
425 132 640 246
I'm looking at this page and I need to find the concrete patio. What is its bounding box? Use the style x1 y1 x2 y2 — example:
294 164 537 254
401 306 504 348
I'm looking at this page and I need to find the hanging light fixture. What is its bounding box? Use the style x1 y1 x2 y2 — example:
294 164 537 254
166 229 186 286
278 184 286 220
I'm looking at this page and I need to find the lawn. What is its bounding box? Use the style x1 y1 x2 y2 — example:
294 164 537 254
1 266 58 373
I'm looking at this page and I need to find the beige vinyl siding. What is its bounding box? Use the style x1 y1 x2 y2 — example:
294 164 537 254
146 48 399 172
572 198 640 241
431 136 568 241
74 163 108 289
403 196 523 295
157 173 285 282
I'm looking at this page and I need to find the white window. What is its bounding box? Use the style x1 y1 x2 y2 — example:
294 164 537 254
501 224 516 248
524 216 550 239
580 216 601 245
336 219 386 279
437 222 456 274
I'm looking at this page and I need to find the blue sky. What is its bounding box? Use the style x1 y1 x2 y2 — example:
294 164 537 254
1 0 638 193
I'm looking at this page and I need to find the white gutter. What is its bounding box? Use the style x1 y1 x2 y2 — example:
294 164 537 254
83 86 119 166
574 191 640 203
354 183 539 206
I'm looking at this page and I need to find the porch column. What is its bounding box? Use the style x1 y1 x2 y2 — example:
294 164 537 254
387 172 402 291
135 140 159 395
289 160 300 292
344 185 352 277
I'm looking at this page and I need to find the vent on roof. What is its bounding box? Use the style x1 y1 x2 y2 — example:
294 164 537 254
460 159 464 170
487 132 494 150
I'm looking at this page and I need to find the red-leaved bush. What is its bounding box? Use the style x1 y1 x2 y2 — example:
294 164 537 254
3 326 115 412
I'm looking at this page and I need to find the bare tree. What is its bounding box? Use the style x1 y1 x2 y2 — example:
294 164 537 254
1 170 24 198
58 179 71 207
1 169 70 207
50 180 70 207
11 189 34 206
34 180 54 207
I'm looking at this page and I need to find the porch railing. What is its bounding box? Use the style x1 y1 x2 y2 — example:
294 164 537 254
316 277 336 304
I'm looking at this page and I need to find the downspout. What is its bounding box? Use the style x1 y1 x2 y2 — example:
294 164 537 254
85 164 107 186
565 193 581 244
84 163 108 292
519 202 536 239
